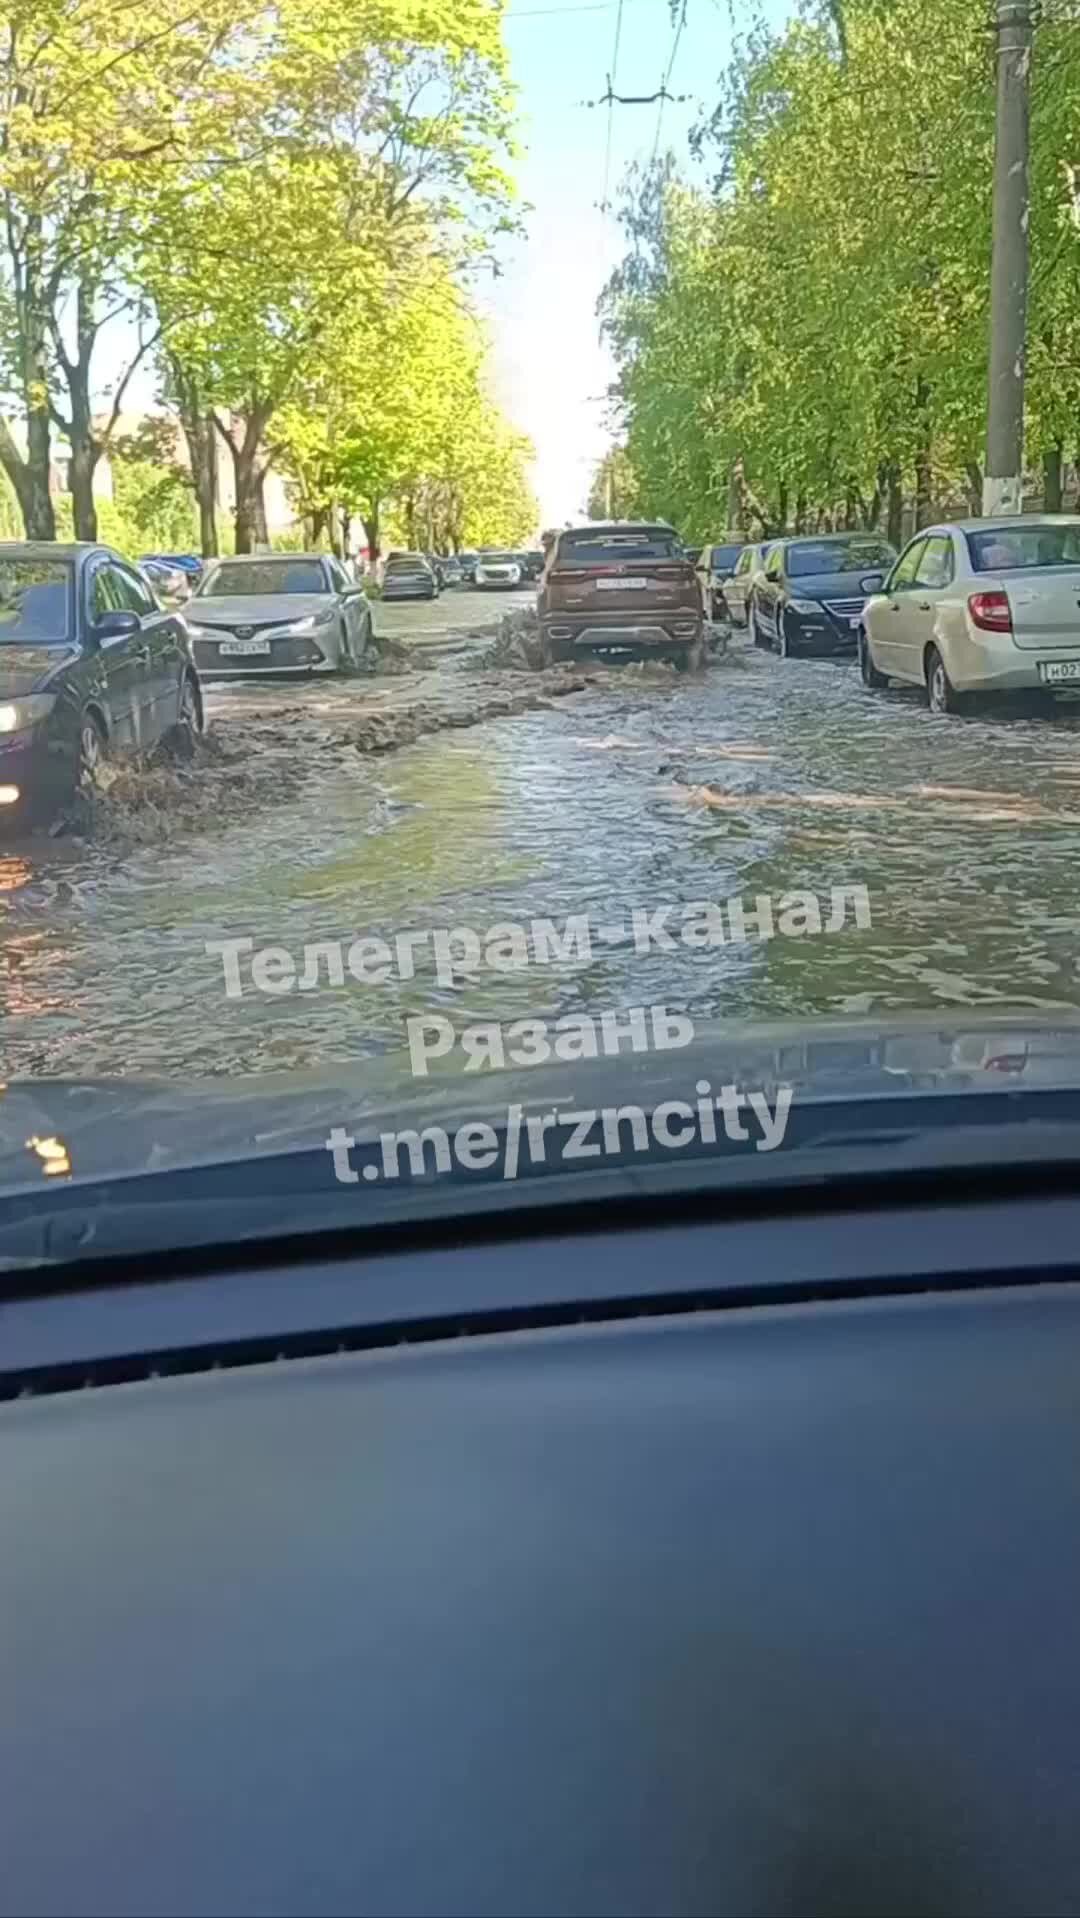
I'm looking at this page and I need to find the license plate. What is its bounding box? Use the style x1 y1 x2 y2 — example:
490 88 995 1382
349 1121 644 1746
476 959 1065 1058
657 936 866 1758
1039 660 1080 683
597 577 647 591
219 637 270 656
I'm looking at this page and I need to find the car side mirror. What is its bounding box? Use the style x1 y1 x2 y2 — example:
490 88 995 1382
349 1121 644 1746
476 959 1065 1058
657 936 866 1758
90 610 140 644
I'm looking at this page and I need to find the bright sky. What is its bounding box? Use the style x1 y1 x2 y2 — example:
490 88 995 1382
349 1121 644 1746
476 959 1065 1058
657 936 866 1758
95 0 794 531
485 0 793 526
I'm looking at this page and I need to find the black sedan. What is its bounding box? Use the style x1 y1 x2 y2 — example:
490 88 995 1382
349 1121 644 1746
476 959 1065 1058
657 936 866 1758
0 542 203 827
750 534 896 658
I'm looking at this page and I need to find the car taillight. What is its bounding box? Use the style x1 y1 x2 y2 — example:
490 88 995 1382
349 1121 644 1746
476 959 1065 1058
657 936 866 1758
968 590 1012 633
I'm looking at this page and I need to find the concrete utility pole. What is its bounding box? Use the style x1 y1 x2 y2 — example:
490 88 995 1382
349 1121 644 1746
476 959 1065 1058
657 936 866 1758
983 0 1033 517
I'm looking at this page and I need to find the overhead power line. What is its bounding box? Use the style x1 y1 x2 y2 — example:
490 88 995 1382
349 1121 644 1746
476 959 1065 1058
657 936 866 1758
651 0 688 162
599 0 626 212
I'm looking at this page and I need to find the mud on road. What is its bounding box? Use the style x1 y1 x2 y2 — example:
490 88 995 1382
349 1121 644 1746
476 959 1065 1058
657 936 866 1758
10 594 1080 1084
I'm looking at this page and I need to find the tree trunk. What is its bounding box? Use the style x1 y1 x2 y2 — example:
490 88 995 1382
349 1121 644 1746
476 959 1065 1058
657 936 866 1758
366 499 381 565
17 223 57 540
964 460 983 516
253 472 269 548
775 481 788 532
311 506 329 546
883 459 903 549
795 493 808 534
171 357 218 557
69 437 99 541
914 379 932 528
1043 444 1063 512
404 494 416 546
214 404 273 555
0 417 52 540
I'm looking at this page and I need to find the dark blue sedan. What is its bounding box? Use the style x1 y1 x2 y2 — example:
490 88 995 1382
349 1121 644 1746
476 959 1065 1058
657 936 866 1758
0 542 203 827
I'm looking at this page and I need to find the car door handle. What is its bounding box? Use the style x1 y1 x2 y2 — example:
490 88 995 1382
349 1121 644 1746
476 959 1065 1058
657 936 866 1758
916 600 932 612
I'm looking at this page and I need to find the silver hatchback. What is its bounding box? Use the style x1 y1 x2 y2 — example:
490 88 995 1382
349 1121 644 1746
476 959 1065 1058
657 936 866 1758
860 517 1080 713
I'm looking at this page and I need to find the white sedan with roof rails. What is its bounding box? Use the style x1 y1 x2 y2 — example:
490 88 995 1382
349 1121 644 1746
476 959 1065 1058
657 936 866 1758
859 516 1080 713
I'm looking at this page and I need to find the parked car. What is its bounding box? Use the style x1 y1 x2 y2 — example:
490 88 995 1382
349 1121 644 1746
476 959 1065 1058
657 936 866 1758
143 552 203 581
139 559 191 603
457 550 479 584
521 549 545 582
380 553 437 601
859 516 1080 713
695 539 745 620
185 552 373 677
0 541 203 827
538 521 706 669
441 556 464 587
725 541 776 629
475 551 525 589
750 533 896 657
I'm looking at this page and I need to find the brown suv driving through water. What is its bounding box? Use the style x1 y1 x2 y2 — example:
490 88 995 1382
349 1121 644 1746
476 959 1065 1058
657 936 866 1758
539 522 705 669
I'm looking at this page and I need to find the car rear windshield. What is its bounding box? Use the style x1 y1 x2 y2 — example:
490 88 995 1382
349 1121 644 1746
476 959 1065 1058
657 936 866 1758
556 531 682 567
199 560 326 596
787 539 895 577
482 553 518 564
386 557 428 571
708 544 743 568
968 524 1080 572
0 559 72 642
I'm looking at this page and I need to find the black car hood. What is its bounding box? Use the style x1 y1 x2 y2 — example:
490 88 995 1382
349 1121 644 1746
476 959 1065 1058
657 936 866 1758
0 643 79 695
5 1009 1080 1190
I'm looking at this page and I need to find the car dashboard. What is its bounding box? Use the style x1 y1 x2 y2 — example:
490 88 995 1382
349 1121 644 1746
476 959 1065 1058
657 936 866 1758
4 1178 1080 1917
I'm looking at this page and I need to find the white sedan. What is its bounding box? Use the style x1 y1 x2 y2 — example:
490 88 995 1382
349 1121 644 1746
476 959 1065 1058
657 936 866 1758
859 516 1080 713
474 552 524 589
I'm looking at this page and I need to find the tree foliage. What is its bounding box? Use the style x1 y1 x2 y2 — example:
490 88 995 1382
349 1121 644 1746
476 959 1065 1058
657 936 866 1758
601 0 1080 540
0 0 532 551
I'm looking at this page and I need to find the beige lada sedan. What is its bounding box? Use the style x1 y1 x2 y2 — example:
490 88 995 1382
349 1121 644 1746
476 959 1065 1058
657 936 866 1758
859 516 1080 713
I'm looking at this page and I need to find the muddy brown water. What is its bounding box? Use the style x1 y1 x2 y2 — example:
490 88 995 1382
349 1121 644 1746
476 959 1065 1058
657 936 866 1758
7 622 1080 1082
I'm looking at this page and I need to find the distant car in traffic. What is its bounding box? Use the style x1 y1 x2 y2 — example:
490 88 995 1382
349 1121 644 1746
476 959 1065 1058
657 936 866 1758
725 541 776 629
0 541 203 826
475 552 525 589
751 534 896 657
185 552 373 677
139 559 191 603
380 554 438 601
859 516 1080 713
695 539 745 620
538 521 706 670
142 552 203 582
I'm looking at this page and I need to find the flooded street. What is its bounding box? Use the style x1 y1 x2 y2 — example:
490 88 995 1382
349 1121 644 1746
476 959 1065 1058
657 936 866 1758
7 587 1080 1083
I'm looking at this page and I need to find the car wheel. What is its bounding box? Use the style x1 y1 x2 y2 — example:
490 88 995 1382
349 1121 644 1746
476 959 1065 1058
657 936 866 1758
163 673 204 760
926 644 963 715
337 619 361 676
674 635 706 673
859 628 888 690
77 709 108 790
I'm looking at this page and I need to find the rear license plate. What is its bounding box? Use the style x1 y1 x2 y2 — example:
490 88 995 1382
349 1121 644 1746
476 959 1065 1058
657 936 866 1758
1039 660 1080 683
219 638 270 656
597 577 647 591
